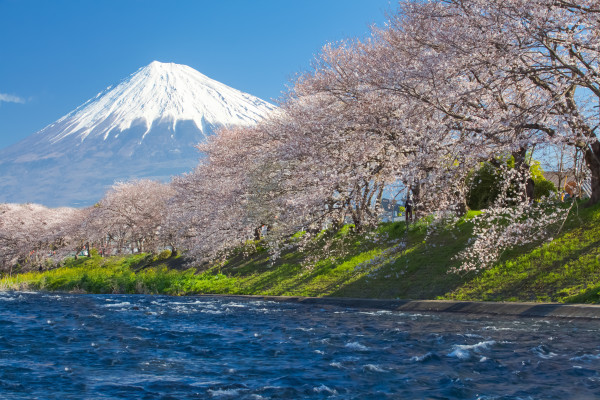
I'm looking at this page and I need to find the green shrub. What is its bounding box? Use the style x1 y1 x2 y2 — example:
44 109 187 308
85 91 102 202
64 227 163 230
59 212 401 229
467 157 556 209
466 162 502 210
533 178 556 200
153 249 172 262
530 160 556 200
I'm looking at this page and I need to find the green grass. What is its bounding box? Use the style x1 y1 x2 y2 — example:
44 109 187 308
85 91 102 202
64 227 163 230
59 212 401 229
3 202 600 303
443 202 600 303
0 218 474 298
1 253 239 295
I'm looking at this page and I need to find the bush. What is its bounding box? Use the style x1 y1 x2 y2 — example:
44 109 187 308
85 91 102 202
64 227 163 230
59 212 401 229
466 162 501 210
153 249 172 262
467 157 557 209
533 178 557 200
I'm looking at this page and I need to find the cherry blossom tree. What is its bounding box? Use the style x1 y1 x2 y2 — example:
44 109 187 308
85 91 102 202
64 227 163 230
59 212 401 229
168 124 277 262
94 179 174 254
374 0 599 205
368 0 599 271
0 203 83 274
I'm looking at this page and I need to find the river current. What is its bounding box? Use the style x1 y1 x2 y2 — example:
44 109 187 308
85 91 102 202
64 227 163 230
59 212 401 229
1 292 599 399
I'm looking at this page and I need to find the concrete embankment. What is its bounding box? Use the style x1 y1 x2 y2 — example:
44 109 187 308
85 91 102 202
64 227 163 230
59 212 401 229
225 295 600 320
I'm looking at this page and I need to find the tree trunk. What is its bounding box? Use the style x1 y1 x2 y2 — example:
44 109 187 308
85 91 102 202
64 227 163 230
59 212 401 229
411 182 422 220
526 178 535 203
254 226 262 241
374 183 384 216
351 204 363 233
512 147 528 170
511 147 533 203
584 141 600 206
456 195 469 215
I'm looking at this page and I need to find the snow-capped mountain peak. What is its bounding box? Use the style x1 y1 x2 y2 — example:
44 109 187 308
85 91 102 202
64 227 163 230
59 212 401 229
47 60 274 144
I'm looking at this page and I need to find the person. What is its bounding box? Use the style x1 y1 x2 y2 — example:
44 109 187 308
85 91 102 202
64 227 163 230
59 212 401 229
564 181 577 200
404 193 414 224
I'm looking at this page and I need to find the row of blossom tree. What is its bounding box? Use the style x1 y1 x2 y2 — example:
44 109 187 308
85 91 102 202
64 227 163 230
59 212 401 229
1 0 598 275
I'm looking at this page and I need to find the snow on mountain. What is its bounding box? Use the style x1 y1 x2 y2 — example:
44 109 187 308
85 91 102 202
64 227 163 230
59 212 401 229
47 61 273 145
0 61 276 207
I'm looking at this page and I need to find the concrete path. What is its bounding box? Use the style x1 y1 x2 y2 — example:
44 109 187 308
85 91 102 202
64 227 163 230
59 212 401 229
226 295 600 320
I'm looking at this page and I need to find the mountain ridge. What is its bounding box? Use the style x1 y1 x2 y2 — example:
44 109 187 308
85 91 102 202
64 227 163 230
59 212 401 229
0 61 275 207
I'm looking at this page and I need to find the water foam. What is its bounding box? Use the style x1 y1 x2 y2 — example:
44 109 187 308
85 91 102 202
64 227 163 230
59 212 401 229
208 388 241 398
570 353 600 362
448 340 496 360
313 384 337 395
363 364 387 373
345 342 369 351
103 302 131 308
531 344 558 359
411 352 440 362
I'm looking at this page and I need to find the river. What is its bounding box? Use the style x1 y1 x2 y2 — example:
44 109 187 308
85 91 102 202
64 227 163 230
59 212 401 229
1 291 599 399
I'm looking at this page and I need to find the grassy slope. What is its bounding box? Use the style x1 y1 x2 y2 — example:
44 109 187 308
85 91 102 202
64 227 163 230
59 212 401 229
445 203 600 303
3 203 600 303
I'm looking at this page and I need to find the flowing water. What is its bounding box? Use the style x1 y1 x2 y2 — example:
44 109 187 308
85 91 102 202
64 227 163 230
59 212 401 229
1 291 599 399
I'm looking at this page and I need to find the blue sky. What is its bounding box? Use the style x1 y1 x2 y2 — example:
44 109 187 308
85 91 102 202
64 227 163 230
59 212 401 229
0 0 393 150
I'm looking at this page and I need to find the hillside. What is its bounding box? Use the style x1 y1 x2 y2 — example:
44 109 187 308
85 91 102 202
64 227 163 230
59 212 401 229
3 202 600 304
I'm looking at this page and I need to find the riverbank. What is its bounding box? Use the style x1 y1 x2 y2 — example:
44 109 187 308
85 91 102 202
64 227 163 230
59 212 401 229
227 295 600 319
3 202 600 304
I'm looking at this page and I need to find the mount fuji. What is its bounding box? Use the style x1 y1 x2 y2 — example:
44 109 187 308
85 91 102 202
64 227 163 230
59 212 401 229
0 61 276 207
